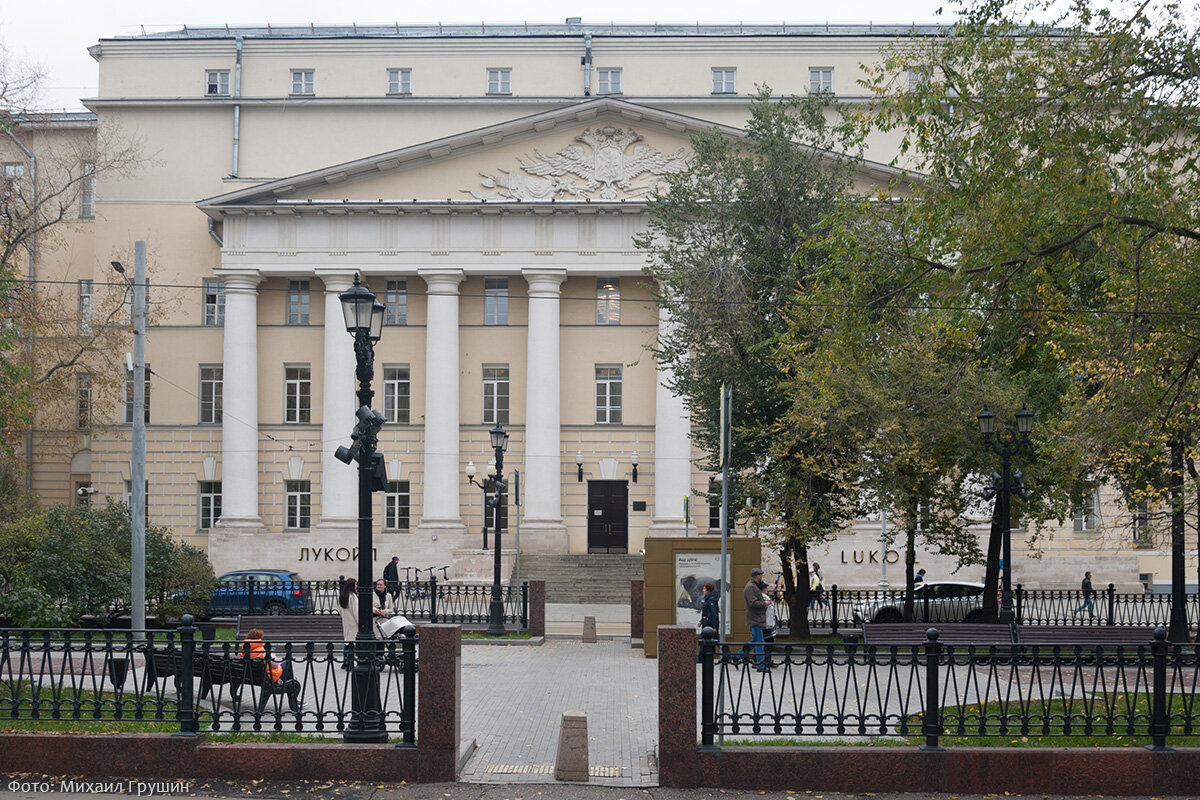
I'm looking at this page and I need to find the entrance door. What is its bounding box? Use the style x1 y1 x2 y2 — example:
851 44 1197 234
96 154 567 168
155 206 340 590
587 480 629 553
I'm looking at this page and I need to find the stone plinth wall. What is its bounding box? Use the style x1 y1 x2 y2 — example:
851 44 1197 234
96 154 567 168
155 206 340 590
631 579 644 638
529 579 545 637
656 623 1200 793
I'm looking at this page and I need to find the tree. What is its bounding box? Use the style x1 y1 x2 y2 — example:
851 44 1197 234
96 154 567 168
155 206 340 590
637 88 862 636
850 0 1200 636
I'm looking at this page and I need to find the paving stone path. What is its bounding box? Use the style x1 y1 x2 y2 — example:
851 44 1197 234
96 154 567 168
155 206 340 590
458 639 658 787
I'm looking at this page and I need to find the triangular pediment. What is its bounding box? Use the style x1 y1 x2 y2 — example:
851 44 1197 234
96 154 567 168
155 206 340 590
197 98 912 214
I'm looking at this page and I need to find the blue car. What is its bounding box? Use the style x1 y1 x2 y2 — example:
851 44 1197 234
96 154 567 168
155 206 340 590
206 570 313 615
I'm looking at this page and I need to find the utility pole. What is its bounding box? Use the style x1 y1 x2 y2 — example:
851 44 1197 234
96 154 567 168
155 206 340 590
131 241 147 640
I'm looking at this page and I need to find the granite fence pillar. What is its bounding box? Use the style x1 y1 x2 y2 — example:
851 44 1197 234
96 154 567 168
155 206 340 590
631 580 644 639
417 624 461 781
657 625 699 787
528 580 545 637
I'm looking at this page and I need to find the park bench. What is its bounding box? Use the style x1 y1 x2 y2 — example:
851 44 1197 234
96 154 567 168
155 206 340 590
235 614 344 641
142 645 301 712
1014 625 1158 648
861 622 1015 648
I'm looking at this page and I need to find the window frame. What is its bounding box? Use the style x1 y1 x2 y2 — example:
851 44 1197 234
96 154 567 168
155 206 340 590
284 480 311 530
199 365 223 424
383 364 411 424
78 280 93 335
205 69 231 97
808 67 833 93
290 69 315 96
284 364 312 424
286 279 310 325
383 480 411 531
199 481 222 530
203 279 225 326
483 277 509 325
596 277 620 325
1074 487 1101 533
80 162 96 218
597 68 622 95
385 280 407 325
76 373 92 430
486 68 512 95
481 364 510 425
595 364 623 425
387 68 412 95
711 67 737 95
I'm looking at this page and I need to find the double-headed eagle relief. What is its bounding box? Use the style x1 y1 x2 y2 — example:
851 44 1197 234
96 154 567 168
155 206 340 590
470 126 692 200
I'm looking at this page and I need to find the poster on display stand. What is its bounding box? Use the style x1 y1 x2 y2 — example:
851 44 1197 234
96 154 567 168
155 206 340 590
674 552 731 635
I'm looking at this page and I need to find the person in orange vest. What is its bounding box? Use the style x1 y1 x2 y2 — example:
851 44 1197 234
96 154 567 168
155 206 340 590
243 628 303 712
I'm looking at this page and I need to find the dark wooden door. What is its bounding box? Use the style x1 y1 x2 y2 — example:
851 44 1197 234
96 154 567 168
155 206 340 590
587 480 629 553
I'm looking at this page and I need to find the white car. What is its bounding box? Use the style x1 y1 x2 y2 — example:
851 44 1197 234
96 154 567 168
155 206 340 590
852 581 986 624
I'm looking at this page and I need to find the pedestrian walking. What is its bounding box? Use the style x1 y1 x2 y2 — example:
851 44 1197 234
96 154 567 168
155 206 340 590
808 562 828 608
743 567 772 672
383 556 400 600
1073 571 1096 619
337 578 358 670
915 568 926 584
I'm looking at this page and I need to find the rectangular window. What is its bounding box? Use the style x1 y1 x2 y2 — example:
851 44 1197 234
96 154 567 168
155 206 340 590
387 68 411 95
1132 504 1151 547
595 365 622 424
596 277 620 324
285 480 311 529
76 374 91 430
203 279 225 326
385 280 407 325
482 365 510 425
205 69 230 96
199 481 222 529
597 68 622 95
711 68 736 94
78 280 93 334
284 365 311 424
80 162 96 218
290 69 315 95
484 277 508 325
1074 488 1101 533
199 365 223 424
2 162 24 199
124 365 151 424
487 68 511 95
809 67 833 93
383 365 410 424
384 480 411 531
287 280 310 325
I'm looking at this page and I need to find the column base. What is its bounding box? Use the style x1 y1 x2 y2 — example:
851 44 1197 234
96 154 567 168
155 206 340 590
648 518 689 538
515 520 569 554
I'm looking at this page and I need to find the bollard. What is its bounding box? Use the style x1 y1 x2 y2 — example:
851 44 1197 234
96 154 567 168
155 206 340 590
582 616 597 643
554 711 589 781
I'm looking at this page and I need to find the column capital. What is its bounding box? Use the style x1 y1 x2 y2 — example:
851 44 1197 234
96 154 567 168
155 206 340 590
315 269 358 293
213 269 262 294
521 269 567 296
418 269 465 295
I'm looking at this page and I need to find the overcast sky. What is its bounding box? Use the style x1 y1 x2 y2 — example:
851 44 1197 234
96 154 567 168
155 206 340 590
2 1 955 111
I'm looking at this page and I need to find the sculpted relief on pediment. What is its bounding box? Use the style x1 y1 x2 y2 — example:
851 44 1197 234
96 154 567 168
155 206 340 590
468 126 692 201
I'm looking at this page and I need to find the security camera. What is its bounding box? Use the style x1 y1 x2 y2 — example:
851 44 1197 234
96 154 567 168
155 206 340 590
77 486 98 496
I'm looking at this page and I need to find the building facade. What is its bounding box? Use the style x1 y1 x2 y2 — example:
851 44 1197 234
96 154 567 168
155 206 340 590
4 22 1174 588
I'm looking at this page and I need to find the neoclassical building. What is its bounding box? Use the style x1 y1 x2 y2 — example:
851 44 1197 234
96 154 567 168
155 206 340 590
3 21 1163 587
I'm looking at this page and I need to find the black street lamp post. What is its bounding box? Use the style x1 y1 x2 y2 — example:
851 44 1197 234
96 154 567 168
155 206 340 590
977 407 1034 626
334 274 388 744
465 424 510 636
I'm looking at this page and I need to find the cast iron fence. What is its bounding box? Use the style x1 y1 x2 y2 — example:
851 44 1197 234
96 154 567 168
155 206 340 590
204 577 529 628
0 618 417 738
772 585 1200 633
699 627 1198 748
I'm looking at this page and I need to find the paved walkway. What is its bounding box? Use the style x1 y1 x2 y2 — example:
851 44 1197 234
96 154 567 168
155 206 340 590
459 637 657 786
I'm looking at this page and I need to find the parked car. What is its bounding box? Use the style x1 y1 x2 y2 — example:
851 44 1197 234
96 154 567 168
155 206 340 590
852 581 986 624
205 570 313 616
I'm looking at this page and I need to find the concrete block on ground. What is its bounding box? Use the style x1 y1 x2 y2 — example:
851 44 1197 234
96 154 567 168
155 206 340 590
582 616 597 643
554 711 589 782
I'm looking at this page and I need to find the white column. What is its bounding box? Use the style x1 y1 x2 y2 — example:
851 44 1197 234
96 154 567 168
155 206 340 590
651 298 692 534
215 271 262 525
316 270 358 525
419 270 465 528
520 269 568 553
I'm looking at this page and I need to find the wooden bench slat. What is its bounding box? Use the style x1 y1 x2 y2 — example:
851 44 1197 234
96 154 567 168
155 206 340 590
236 614 344 641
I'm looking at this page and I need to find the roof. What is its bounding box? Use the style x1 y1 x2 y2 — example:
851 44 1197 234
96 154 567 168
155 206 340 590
105 21 954 41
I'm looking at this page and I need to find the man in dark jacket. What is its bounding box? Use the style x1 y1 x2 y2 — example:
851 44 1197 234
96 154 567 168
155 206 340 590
1073 571 1095 619
744 567 772 671
383 556 400 600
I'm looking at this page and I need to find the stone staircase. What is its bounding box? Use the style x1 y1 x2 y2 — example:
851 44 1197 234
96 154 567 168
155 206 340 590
512 554 644 603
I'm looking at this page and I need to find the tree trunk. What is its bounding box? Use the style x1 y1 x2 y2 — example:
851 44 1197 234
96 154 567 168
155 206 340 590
903 521 916 622
981 500 1003 624
789 542 811 639
1187 455 1199 598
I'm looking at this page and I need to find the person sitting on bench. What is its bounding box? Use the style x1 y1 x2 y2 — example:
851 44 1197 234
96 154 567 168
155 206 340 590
243 628 303 712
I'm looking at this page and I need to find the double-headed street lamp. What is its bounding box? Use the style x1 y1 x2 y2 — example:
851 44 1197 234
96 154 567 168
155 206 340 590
977 406 1034 626
333 274 388 743
464 424 510 636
